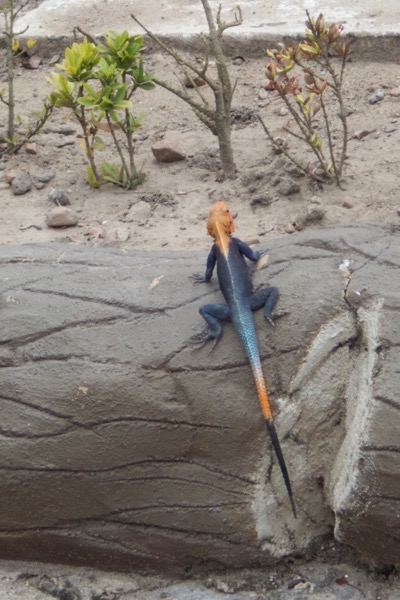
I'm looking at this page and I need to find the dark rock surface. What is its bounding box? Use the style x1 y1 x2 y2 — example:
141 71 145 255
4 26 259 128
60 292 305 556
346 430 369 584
0 223 399 572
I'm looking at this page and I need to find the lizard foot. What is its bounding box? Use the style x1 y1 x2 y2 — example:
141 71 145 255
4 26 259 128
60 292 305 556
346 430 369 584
265 309 290 327
189 273 207 285
191 331 221 353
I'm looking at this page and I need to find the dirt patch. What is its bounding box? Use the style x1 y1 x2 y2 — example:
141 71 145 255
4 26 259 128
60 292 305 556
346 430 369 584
0 51 399 255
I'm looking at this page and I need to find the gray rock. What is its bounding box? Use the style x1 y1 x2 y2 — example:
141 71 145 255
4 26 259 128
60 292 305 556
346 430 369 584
384 123 397 133
295 206 326 228
250 194 272 207
10 171 31 195
45 206 79 227
36 171 56 183
368 88 385 104
208 144 220 157
1 224 400 571
48 187 71 206
258 87 268 100
278 176 300 195
126 200 152 221
114 226 130 242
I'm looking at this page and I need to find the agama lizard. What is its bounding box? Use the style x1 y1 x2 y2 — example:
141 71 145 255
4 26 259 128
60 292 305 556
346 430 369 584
192 200 296 518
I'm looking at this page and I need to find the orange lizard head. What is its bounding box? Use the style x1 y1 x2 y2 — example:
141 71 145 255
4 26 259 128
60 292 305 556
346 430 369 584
206 200 235 240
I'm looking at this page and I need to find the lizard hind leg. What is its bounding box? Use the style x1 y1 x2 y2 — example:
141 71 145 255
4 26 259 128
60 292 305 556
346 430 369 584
195 303 230 352
250 286 279 324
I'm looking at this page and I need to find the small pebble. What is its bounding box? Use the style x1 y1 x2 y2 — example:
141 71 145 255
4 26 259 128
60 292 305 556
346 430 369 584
48 187 71 206
36 171 55 183
25 142 37 154
384 123 397 133
368 88 385 104
250 194 272 207
11 171 31 195
279 177 300 196
342 196 358 209
115 227 130 242
208 145 219 157
4 170 16 184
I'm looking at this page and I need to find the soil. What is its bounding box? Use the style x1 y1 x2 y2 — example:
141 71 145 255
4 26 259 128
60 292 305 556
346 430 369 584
1 48 400 598
1 52 400 254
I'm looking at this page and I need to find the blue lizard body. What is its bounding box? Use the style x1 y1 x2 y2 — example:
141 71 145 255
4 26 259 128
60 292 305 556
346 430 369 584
193 201 296 518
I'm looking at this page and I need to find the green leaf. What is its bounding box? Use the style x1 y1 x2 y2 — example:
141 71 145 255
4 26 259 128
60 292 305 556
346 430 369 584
100 161 125 185
26 37 37 49
86 164 101 188
77 97 96 107
92 135 105 151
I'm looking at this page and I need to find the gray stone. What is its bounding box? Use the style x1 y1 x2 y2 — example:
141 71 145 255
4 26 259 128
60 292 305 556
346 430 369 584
45 206 79 227
278 176 300 195
250 194 272 207
126 200 152 221
36 171 56 183
368 88 385 104
10 171 31 195
384 123 397 133
114 226 130 242
258 87 268 100
1 224 400 572
48 187 71 206
295 206 326 228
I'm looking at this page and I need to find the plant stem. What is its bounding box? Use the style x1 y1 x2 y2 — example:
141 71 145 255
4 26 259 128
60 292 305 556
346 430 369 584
106 113 129 180
77 103 100 182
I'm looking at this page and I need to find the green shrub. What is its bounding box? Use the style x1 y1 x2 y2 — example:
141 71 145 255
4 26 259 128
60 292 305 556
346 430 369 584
47 31 154 189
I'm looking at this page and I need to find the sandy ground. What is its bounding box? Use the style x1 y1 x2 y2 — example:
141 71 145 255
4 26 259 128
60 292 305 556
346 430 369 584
1 38 400 600
1 52 399 255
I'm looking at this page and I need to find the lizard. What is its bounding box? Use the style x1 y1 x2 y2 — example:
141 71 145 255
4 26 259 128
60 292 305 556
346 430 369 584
192 200 296 518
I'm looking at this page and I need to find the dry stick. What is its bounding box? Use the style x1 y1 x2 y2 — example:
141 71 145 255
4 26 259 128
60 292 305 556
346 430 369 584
130 15 216 129
131 15 214 87
258 115 306 177
74 26 97 44
2 104 53 156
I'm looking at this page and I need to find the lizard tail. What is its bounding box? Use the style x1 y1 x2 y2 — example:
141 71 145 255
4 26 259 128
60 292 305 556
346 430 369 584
252 365 297 518
266 419 297 519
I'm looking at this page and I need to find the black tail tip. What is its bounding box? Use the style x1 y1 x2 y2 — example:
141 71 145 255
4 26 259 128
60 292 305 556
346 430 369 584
289 495 297 519
265 419 297 519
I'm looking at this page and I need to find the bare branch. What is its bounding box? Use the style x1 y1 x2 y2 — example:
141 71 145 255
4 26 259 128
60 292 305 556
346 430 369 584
216 4 243 34
131 0 239 179
13 24 29 36
131 13 216 89
73 26 97 44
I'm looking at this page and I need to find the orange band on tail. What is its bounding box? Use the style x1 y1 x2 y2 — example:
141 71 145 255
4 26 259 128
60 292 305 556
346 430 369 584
253 369 273 421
